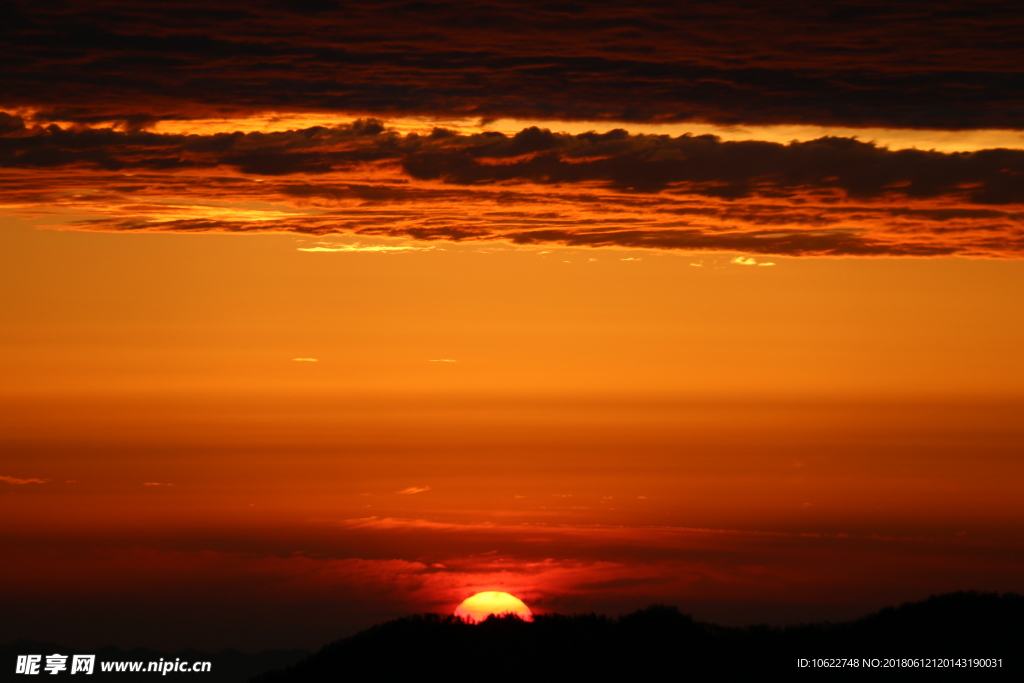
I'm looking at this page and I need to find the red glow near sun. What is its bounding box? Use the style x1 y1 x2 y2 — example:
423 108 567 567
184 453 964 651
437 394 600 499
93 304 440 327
454 592 534 623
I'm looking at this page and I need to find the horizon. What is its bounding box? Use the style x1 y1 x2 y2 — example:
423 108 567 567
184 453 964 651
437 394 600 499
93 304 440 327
8 590 1020 654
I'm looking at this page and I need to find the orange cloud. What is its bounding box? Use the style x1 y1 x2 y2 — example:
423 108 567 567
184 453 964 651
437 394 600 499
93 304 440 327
2 120 1021 259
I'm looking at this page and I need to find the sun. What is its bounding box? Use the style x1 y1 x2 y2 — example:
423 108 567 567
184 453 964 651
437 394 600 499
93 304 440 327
454 591 534 623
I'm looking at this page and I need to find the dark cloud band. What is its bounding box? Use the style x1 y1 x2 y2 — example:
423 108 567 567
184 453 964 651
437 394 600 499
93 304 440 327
2 1 1024 129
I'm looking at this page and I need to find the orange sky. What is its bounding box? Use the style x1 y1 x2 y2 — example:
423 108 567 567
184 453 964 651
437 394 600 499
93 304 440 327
3 202 1023 649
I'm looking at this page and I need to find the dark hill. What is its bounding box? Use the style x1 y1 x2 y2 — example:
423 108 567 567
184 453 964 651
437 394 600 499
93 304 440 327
254 592 1022 681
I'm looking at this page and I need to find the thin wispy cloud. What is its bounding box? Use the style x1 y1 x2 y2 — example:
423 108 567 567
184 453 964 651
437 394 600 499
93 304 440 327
0 475 48 485
396 486 431 495
297 243 435 253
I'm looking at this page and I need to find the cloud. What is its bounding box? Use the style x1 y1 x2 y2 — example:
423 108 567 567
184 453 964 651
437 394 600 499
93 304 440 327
292 358 319 362
330 516 487 532
731 256 775 266
396 486 431 495
297 241 435 252
142 482 174 487
0 475 48 485
297 245 432 252
4 2 1024 130
428 359 457 363
1 120 1022 259
320 515 840 547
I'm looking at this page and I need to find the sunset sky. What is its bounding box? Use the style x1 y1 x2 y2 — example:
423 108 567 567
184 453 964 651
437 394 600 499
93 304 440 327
2 0 1023 652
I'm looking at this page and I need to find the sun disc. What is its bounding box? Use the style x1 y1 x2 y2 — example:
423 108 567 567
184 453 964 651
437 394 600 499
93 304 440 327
454 591 533 623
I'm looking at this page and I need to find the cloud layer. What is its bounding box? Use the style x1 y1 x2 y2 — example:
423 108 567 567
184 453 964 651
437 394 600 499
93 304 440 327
3 1 1024 129
3 2 1023 259
2 117 1022 258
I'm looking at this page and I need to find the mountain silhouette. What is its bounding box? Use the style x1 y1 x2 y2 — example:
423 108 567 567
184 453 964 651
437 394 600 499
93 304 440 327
4 593 1017 681
254 592 1021 681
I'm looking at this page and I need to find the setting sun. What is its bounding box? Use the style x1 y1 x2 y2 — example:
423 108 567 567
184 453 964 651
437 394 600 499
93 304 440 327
454 592 534 623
